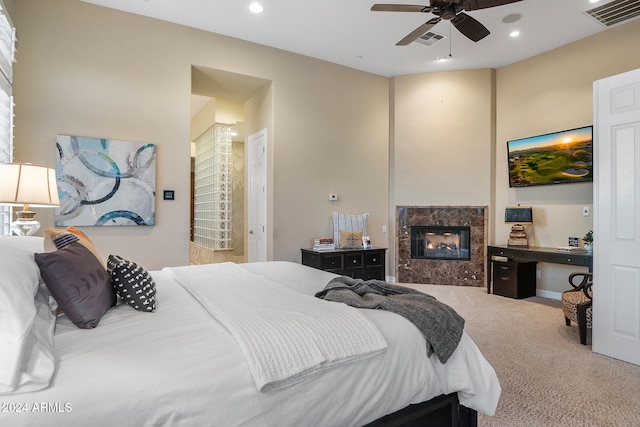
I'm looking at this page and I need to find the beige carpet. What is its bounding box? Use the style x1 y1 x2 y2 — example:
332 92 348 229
404 284 640 427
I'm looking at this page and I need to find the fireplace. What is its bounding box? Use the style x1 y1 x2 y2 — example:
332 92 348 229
411 226 471 260
397 206 487 286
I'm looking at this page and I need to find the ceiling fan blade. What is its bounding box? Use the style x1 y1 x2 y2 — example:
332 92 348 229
451 12 490 42
396 17 441 45
371 4 431 12
462 0 522 11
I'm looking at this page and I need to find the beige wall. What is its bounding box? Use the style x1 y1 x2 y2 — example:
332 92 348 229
11 1 640 292
12 0 389 270
389 69 495 278
494 18 640 294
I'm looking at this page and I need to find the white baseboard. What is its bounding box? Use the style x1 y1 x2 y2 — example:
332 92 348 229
536 289 561 301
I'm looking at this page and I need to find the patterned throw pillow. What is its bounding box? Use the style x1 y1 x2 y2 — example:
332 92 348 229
339 230 364 249
107 255 156 312
43 226 105 267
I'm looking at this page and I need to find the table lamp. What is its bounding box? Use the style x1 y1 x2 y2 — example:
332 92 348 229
0 163 60 236
505 205 533 247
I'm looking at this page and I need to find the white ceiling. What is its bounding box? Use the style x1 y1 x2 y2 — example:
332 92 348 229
80 0 631 77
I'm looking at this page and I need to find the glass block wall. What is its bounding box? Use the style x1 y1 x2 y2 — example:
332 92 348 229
193 123 232 249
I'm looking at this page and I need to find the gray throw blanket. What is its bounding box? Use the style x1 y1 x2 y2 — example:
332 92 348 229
315 276 465 364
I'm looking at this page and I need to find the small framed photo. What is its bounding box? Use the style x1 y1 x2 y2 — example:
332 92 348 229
362 236 372 249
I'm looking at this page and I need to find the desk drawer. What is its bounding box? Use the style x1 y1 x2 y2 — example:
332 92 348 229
494 262 517 275
492 261 536 299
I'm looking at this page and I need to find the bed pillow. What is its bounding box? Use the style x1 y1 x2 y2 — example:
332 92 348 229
35 242 116 329
43 226 105 266
107 255 156 312
339 230 364 249
0 236 57 395
332 211 369 248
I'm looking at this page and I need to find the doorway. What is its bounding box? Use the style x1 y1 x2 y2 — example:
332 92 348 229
189 66 271 265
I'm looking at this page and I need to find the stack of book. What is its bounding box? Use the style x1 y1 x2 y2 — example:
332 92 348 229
313 237 335 252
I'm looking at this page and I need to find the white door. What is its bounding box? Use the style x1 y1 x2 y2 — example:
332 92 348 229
593 68 640 365
247 128 267 262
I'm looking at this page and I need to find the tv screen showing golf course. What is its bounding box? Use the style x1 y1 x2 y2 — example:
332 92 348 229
507 126 593 187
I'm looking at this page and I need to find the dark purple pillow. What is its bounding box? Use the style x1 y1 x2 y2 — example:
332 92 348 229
35 242 116 329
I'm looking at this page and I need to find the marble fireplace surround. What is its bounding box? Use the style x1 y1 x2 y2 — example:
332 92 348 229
396 206 487 287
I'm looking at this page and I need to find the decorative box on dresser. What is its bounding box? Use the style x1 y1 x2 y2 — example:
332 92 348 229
301 247 387 280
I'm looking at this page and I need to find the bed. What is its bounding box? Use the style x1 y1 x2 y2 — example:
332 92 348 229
0 234 500 426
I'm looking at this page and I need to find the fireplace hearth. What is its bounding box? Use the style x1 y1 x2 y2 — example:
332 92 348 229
397 206 487 286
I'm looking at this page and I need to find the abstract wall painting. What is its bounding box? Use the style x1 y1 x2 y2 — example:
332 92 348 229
55 135 156 226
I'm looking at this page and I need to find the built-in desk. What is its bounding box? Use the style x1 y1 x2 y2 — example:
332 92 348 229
486 245 593 294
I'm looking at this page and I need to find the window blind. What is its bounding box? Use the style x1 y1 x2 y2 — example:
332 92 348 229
0 1 15 236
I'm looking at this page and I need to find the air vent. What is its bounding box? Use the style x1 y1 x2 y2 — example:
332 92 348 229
586 0 640 27
414 31 446 47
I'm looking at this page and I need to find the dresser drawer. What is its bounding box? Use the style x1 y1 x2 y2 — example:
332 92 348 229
322 254 343 270
301 248 386 281
364 251 383 267
344 253 364 269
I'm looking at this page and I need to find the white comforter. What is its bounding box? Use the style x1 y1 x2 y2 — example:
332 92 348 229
2 261 500 427
164 263 387 392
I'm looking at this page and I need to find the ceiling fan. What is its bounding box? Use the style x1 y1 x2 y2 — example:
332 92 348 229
371 0 523 45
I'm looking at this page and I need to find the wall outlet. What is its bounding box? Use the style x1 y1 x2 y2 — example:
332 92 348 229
328 194 338 201
382 225 387 233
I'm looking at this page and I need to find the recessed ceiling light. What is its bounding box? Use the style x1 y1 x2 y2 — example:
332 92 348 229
589 0 600 3
436 54 451 62
249 2 264 13
510 30 520 38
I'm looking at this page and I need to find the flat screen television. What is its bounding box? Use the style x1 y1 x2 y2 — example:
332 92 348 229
507 125 593 187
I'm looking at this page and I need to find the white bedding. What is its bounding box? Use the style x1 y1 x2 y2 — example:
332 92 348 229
164 263 387 392
1 261 500 427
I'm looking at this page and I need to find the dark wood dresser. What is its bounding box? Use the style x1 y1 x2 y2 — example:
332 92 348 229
301 247 387 280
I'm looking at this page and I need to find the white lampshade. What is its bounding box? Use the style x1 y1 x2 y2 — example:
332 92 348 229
0 163 60 236
0 163 60 207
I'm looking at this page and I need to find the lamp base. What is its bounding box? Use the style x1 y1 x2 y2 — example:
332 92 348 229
11 220 41 236
507 224 529 247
